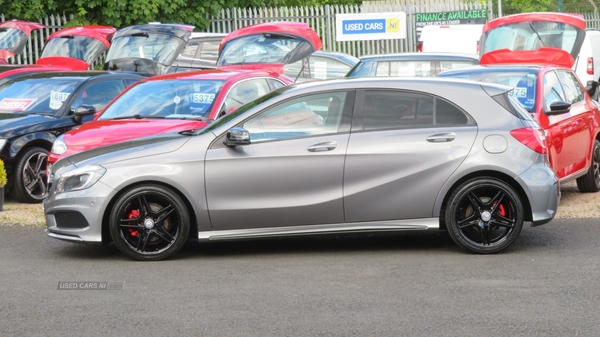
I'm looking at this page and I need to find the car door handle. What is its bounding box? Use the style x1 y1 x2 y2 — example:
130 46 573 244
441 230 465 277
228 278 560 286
307 141 337 152
426 133 456 142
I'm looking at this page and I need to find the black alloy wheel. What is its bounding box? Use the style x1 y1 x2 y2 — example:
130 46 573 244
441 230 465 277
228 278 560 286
11 147 49 203
445 177 524 254
109 184 190 261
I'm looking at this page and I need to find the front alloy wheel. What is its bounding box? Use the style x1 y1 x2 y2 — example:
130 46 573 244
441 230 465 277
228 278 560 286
11 146 49 203
445 177 524 254
109 184 190 261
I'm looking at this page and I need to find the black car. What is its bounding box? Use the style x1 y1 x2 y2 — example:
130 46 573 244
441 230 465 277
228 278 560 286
346 52 479 78
0 71 143 203
103 23 193 76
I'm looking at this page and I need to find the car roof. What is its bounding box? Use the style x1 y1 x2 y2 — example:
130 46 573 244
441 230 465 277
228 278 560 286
438 64 545 76
358 52 479 62
189 32 227 39
141 69 280 82
280 76 510 96
3 70 143 82
312 51 360 65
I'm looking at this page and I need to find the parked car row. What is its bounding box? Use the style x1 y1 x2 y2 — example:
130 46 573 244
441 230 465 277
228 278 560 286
0 12 594 260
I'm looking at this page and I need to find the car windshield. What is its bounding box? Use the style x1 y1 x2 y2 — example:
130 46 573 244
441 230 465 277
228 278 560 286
218 34 303 66
482 21 581 56
0 77 85 114
98 79 225 120
41 36 107 63
106 34 185 64
0 27 27 51
439 70 538 112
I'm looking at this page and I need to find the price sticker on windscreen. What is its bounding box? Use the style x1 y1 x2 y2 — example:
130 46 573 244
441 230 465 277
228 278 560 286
50 91 71 109
0 98 36 111
189 93 215 104
511 87 528 98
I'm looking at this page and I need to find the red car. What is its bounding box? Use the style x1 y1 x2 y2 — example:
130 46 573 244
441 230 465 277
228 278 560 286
48 69 293 167
0 25 116 78
48 22 322 170
0 20 45 63
438 12 600 192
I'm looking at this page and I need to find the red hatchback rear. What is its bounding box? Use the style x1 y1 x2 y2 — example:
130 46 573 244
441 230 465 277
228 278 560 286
440 13 600 192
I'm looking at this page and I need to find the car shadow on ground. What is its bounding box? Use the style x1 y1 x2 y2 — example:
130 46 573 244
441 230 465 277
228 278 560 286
48 221 574 261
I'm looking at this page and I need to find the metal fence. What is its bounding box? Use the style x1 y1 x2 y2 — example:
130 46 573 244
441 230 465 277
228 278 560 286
6 1 600 65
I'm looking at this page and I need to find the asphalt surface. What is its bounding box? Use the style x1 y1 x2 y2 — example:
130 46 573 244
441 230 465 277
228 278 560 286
1 219 599 336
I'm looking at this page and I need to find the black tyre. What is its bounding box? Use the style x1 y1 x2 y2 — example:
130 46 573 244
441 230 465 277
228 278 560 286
576 139 600 193
109 184 190 261
445 177 524 254
11 146 49 203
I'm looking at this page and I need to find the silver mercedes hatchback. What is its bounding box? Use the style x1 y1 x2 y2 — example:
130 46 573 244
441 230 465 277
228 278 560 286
44 77 560 261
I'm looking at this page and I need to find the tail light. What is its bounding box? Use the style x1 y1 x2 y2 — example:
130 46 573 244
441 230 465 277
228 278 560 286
510 127 547 154
588 57 594 75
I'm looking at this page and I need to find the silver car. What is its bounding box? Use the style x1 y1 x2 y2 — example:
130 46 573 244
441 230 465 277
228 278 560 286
44 77 560 261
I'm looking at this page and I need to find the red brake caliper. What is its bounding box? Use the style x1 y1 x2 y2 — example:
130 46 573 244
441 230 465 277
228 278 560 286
492 201 507 217
128 209 140 237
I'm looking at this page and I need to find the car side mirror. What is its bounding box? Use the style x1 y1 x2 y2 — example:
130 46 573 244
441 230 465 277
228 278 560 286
71 105 97 124
223 127 251 147
545 101 571 116
586 80 598 97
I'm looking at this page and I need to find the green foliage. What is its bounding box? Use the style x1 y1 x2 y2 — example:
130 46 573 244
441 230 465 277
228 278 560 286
0 159 6 188
489 0 600 15
0 0 362 30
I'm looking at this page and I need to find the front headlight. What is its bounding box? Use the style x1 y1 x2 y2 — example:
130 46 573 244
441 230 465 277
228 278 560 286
51 135 67 155
0 138 7 152
55 165 106 194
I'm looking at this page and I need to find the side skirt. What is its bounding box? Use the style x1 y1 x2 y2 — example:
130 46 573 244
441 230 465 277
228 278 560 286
198 218 440 241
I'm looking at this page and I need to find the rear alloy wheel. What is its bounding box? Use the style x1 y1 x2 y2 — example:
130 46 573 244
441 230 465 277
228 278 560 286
445 177 524 254
109 184 190 261
11 147 49 203
576 139 600 193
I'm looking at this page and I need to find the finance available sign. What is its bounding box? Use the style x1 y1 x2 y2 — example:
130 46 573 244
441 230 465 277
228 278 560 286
415 9 487 27
336 12 407 41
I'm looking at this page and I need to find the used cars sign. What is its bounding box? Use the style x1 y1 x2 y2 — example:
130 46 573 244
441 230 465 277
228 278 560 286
336 12 406 41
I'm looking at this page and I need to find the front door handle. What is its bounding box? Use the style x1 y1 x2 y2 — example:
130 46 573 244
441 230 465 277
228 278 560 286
307 141 337 152
426 133 456 142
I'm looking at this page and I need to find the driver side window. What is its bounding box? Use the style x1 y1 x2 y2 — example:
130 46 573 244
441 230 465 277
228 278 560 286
242 91 347 142
70 80 125 114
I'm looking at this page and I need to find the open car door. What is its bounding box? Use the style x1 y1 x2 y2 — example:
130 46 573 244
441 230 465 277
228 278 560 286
216 22 322 74
0 20 45 63
479 12 586 68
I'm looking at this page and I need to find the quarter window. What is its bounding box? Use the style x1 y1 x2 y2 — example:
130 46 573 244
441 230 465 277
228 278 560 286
543 71 567 109
557 70 584 104
242 91 347 142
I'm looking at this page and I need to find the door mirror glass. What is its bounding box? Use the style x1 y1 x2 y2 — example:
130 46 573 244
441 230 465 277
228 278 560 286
224 127 251 147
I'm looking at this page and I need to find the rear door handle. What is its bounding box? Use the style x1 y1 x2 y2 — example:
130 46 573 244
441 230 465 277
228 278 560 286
426 133 456 142
307 141 337 152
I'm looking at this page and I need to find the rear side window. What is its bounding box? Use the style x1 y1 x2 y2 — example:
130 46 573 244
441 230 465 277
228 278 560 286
362 90 470 130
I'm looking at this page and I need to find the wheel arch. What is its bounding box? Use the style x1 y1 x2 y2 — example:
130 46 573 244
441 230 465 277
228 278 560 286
438 170 533 230
101 180 199 244
8 132 56 159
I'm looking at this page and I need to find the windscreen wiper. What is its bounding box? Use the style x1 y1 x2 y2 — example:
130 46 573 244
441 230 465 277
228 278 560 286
110 114 166 120
529 21 546 48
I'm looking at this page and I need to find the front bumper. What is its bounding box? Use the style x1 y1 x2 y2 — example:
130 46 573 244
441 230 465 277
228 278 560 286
44 181 116 243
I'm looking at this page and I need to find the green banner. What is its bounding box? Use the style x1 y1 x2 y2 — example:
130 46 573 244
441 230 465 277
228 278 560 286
415 10 487 27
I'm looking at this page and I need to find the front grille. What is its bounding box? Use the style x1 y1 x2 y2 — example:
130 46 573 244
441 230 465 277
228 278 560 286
55 212 89 229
